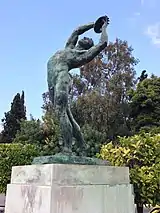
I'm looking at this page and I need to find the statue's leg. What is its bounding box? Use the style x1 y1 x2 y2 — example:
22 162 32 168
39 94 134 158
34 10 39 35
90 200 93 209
67 106 86 152
54 72 73 153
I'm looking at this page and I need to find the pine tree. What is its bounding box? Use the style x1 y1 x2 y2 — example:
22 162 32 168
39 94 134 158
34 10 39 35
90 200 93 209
0 91 26 143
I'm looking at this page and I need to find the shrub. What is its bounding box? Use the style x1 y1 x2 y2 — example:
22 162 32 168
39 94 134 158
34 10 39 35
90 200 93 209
13 119 45 148
0 143 39 193
97 133 160 212
13 113 60 155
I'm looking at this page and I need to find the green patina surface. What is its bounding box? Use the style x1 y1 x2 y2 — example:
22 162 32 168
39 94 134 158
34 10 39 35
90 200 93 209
32 153 110 166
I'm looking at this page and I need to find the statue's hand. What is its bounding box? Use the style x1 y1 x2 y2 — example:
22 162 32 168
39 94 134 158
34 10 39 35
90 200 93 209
101 19 108 29
101 16 110 31
100 21 108 44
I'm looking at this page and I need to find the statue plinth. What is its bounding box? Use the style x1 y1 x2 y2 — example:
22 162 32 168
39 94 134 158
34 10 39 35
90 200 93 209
5 162 135 213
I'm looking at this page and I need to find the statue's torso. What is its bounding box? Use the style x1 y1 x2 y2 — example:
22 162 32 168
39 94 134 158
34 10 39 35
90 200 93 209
47 50 67 87
47 48 80 88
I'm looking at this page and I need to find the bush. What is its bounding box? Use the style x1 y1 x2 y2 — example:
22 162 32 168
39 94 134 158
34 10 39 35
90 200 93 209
139 126 160 135
97 133 160 212
13 113 60 155
0 143 39 193
13 119 45 148
13 116 107 157
41 111 61 155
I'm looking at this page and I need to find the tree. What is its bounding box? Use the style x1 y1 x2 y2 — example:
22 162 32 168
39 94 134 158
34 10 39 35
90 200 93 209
41 110 61 155
98 133 160 213
42 91 52 112
13 112 60 155
13 118 44 148
73 38 138 96
129 75 160 133
71 38 138 139
0 91 26 143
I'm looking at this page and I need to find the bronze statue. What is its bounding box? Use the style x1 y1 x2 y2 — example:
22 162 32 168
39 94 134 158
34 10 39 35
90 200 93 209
47 16 109 154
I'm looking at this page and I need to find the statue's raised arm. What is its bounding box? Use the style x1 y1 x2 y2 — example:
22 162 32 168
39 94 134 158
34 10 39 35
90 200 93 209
72 17 109 68
65 22 94 49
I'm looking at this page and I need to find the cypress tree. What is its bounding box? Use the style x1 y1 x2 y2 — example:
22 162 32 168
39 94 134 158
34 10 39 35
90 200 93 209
0 91 26 143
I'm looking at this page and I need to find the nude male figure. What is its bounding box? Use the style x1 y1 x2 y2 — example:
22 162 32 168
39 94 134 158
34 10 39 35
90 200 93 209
47 18 109 154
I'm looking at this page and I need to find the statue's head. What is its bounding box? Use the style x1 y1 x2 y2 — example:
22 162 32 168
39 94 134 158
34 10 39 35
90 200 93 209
77 37 94 50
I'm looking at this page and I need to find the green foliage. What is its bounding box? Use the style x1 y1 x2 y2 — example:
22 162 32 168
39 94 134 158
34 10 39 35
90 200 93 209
71 91 112 131
98 133 160 206
41 111 61 155
13 119 45 150
149 205 160 213
14 109 107 157
0 143 39 193
13 112 60 155
139 126 160 135
0 91 26 143
129 75 160 132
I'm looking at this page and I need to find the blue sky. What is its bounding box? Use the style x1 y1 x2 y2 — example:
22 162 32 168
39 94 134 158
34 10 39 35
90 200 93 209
0 0 160 122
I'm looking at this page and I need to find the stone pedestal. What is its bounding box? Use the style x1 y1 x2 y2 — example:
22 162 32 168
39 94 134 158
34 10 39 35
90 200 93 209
5 164 135 213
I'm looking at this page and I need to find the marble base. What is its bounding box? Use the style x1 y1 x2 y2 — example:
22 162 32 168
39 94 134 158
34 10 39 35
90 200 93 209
5 164 135 213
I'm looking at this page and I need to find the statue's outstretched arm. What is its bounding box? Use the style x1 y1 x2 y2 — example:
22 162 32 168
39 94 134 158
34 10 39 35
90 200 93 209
74 22 108 66
65 22 94 49
76 41 107 66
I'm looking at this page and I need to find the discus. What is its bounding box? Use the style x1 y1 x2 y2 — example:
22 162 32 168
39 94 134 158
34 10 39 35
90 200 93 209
94 15 110 33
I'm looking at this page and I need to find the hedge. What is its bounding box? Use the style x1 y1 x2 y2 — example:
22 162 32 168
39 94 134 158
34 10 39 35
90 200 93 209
98 133 160 208
0 143 39 193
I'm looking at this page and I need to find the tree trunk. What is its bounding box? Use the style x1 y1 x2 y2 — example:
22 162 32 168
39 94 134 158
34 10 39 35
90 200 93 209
137 203 143 213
